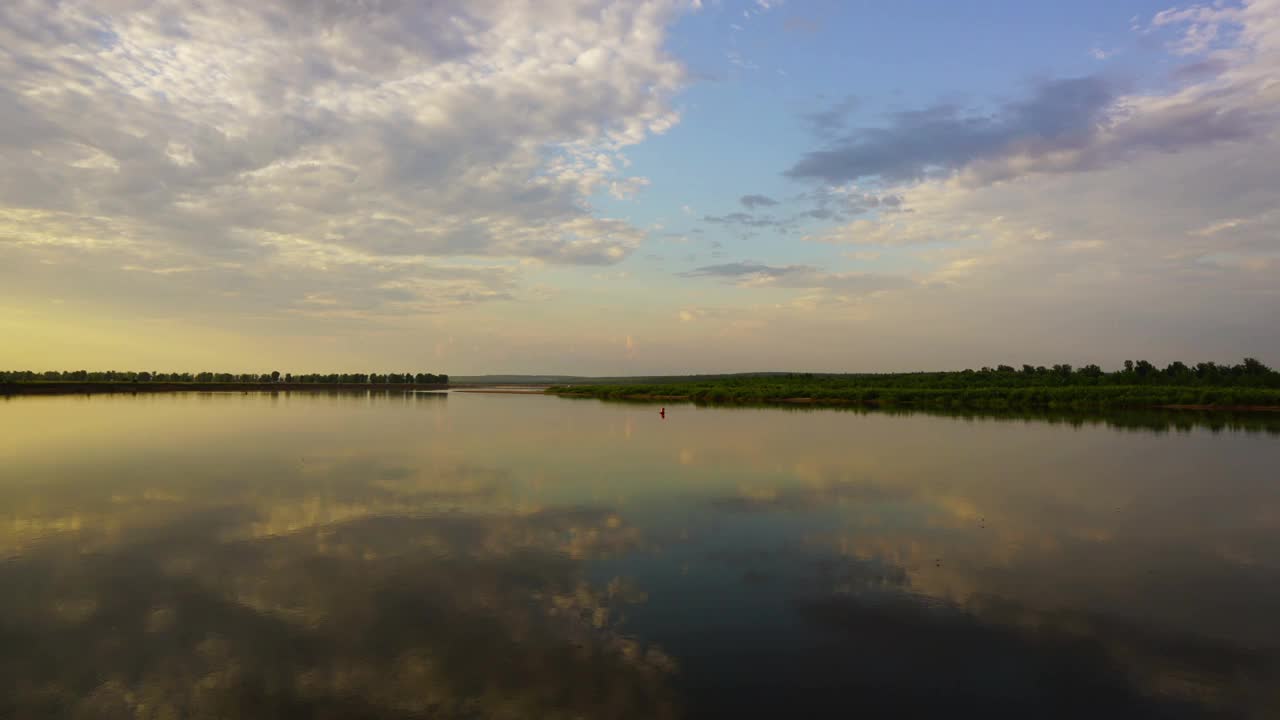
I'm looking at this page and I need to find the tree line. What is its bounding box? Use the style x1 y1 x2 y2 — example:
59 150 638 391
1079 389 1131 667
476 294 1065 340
774 358 1280 389
0 370 448 385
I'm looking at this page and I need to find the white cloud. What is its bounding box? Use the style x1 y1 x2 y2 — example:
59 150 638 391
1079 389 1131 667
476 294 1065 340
0 0 689 318
1151 3 1240 55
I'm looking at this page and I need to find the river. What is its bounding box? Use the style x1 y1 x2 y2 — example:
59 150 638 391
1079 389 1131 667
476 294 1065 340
3 391 1278 717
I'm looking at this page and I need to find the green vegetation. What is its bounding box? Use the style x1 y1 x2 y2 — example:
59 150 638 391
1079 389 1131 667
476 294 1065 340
1 370 447 385
548 359 1280 411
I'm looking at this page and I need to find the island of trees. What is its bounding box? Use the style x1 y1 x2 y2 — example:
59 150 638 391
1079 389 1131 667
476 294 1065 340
1 370 448 396
547 358 1280 411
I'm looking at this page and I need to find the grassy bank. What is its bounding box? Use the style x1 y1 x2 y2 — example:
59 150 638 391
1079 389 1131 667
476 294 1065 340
547 362 1280 411
549 384 1280 411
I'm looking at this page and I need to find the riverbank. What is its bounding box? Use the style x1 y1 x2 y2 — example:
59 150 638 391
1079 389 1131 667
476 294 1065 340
1 382 448 396
546 384 1280 412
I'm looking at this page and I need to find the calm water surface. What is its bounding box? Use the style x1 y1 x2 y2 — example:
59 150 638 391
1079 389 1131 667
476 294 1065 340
3 392 1279 718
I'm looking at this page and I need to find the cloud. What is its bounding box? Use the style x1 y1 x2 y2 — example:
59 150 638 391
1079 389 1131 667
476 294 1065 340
787 9 1280 190
806 187 903 217
1171 57 1230 81
740 194 780 209
702 212 785 228
785 76 1119 184
1150 3 1244 55
707 189 900 233
807 216 959 247
0 0 687 318
680 261 907 294
802 95 859 138
682 261 790 278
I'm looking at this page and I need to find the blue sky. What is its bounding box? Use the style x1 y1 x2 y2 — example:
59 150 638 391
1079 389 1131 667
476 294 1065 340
609 0 1176 261
1 0 1277 373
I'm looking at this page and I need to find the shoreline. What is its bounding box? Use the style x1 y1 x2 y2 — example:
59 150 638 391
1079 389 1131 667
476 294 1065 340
547 391 1280 413
1 382 448 396
1155 403 1280 412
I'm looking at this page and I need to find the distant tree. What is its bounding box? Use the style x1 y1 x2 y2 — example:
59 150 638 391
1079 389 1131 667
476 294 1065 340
1076 364 1103 378
1242 357 1270 375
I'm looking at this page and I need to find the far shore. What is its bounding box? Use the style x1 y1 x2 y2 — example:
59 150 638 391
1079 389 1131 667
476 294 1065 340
1 382 448 397
452 387 550 394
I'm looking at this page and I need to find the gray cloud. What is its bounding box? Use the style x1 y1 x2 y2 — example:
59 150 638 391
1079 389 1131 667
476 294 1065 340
703 212 783 227
802 94 859 138
1172 57 1230 81
706 189 903 233
680 261 907 294
786 77 1117 184
739 194 779 209
787 64 1280 188
706 192 913 255
681 261 792 278
807 188 902 217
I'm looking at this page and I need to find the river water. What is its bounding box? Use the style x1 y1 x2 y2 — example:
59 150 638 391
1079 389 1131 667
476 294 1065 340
3 392 1279 718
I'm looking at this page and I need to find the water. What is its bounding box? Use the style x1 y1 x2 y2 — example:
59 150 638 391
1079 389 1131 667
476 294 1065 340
3 392 1279 718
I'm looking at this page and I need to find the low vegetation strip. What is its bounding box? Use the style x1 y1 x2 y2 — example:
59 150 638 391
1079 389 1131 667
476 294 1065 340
1 382 449 396
547 359 1280 411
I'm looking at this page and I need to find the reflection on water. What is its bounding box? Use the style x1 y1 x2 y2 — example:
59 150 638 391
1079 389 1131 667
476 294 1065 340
3 392 1279 718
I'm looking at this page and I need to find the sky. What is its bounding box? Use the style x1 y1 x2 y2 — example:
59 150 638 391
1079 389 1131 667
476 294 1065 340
2 0 1278 375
